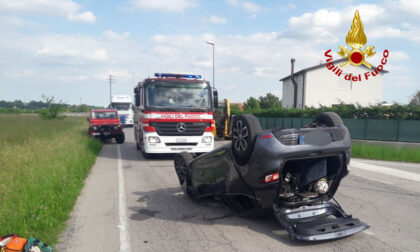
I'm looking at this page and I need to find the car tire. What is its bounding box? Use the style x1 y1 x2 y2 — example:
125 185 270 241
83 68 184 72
174 152 196 198
231 114 262 165
314 112 344 127
116 133 125 144
174 152 193 185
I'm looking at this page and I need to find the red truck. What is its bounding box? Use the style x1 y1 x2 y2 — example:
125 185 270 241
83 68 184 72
88 109 125 143
133 73 218 158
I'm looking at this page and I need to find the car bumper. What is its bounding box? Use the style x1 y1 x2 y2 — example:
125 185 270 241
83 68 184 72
124 118 134 125
90 131 123 138
143 132 214 154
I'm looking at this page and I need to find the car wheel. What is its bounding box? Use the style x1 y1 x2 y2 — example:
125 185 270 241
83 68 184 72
314 112 344 127
231 114 262 165
174 152 193 185
174 152 196 198
116 133 125 144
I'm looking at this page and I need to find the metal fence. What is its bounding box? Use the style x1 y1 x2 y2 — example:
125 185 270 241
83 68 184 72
257 117 420 143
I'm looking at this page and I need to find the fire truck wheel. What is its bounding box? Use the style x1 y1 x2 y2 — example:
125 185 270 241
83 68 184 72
141 148 153 159
314 112 344 127
231 114 262 165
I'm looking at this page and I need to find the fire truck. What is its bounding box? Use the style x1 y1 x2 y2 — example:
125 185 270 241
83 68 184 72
133 73 218 158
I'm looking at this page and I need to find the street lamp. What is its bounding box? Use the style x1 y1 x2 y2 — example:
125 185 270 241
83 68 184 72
206 41 215 88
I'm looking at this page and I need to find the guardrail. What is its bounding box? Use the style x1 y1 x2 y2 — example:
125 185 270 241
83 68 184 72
60 112 90 117
257 117 420 143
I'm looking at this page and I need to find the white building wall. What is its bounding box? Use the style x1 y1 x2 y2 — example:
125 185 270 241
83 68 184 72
304 65 383 108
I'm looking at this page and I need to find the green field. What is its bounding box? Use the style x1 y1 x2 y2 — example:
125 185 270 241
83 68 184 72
0 114 102 245
351 142 420 163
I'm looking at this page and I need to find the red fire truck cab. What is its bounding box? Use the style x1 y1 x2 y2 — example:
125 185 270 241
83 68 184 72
133 73 218 158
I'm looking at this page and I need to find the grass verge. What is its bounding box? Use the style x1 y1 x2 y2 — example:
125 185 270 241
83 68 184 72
0 114 102 245
351 142 420 163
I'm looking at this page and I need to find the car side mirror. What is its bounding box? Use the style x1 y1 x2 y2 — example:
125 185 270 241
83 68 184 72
213 89 218 109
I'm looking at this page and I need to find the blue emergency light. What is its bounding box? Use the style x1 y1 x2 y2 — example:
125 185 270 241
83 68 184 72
154 73 202 79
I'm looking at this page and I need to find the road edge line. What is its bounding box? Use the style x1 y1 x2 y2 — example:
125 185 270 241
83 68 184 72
117 144 131 252
350 160 420 182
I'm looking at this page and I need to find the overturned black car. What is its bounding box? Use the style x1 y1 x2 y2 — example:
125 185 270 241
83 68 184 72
174 112 368 241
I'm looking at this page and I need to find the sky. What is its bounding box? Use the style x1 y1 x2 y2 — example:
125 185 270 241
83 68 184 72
0 0 419 106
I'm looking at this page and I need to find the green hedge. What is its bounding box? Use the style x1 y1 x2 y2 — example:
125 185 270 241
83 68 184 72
0 108 38 114
233 104 420 120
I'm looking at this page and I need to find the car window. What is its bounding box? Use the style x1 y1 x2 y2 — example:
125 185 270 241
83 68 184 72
92 112 117 119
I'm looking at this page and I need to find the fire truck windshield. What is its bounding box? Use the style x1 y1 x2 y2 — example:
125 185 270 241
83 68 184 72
145 82 211 111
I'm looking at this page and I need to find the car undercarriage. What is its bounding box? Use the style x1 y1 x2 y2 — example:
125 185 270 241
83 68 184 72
174 112 368 241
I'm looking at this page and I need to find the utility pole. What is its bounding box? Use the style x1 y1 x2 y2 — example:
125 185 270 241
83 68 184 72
108 75 114 104
206 41 215 88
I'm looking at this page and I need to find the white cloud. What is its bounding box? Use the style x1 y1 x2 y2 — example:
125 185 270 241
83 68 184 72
370 26 401 39
389 51 409 61
227 0 262 12
254 67 276 76
67 11 96 23
209 16 227 24
283 1 420 44
221 85 236 91
370 25 420 42
151 34 167 43
280 3 296 11
392 0 420 17
1 0 418 105
0 0 80 16
11 69 35 77
102 30 131 40
23 69 35 76
35 35 108 62
282 3 420 45
0 16 25 26
143 32 321 80
0 0 97 24
241 1 261 12
93 70 133 81
58 74 87 81
131 0 196 12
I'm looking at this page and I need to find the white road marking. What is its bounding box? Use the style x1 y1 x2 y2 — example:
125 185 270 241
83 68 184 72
117 145 131 252
364 230 374 236
350 160 420 182
355 158 420 168
350 173 394 185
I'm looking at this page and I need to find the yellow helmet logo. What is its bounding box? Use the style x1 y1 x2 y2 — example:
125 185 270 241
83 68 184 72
337 10 376 68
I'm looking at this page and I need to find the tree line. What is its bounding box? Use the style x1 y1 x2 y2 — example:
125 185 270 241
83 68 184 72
236 91 420 120
0 99 101 112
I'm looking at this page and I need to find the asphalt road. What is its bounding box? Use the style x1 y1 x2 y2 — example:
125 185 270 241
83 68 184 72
57 128 420 252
